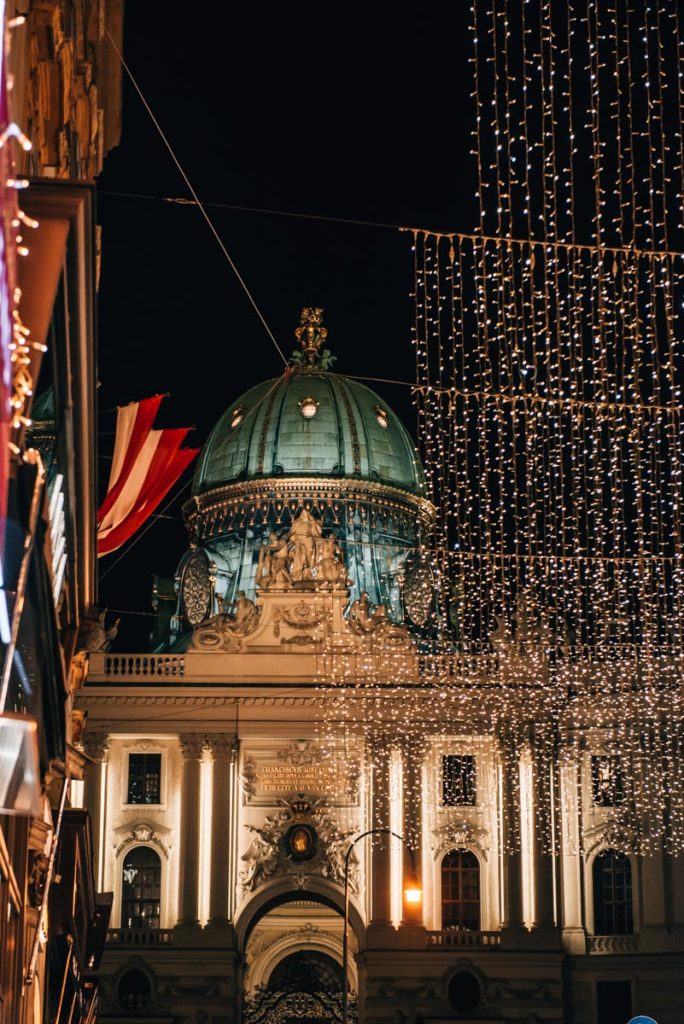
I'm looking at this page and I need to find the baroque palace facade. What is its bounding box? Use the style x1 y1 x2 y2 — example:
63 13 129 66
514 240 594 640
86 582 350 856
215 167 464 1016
76 312 684 1024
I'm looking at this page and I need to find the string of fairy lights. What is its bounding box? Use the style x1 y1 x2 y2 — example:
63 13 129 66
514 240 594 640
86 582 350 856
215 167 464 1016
316 0 684 856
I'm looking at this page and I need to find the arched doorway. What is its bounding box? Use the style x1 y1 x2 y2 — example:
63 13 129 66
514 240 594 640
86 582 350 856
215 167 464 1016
241 896 357 1023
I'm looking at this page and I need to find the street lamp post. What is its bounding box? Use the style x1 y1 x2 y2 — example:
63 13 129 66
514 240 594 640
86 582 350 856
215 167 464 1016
341 828 421 1024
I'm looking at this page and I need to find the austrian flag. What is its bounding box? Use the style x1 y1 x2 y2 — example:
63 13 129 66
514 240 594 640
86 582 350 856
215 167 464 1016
97 396 199 557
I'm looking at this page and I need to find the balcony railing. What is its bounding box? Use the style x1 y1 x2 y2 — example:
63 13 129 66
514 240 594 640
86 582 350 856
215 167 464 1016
426 929 502 948
98 654 186 679
107 928 175 946
587 934 639 954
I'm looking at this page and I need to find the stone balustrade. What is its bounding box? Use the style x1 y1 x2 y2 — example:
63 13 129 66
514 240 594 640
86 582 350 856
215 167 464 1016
93 654 186 679
106 929 175 946
587 934 639 954
426 929 502 948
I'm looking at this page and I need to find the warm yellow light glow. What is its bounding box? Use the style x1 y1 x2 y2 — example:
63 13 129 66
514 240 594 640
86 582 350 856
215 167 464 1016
198 753 213 925
389 748 403 927
403 885 422 905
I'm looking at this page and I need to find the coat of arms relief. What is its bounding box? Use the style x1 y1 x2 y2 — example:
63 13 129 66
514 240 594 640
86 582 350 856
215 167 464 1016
239 794 359 895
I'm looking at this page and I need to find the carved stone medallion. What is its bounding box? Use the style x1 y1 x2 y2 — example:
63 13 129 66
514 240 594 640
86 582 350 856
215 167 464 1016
180 550 213 626
402 554 435 627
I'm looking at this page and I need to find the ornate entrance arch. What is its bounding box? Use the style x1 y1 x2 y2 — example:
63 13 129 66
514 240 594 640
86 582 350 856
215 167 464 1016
234 878 364 953
238 887 360 1024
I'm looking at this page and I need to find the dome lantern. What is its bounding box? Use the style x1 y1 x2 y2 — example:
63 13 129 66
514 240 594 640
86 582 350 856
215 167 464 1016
292 307 331 367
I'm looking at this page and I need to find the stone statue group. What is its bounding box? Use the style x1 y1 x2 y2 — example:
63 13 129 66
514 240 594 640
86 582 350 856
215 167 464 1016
256 508 349 588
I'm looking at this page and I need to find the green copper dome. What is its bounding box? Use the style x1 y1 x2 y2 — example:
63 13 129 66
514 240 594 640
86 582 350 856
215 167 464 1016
192 368 425 496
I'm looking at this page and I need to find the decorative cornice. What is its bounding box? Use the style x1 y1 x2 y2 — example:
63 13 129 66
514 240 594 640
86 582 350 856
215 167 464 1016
184 476 434 529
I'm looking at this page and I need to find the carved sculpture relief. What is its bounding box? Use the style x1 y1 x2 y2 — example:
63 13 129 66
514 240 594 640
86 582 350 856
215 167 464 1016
113 819 172 859
431 820 489 860
240 756 258 798
276 739 324 768
256 510 350 591
76 605 120 652
348 591 411 647
246 924 344 967
239 794 358 894
272 601 331 646
583 814 639 859
348 591 388 634
82 730 110 761
28 852 50 908
189 591 260 652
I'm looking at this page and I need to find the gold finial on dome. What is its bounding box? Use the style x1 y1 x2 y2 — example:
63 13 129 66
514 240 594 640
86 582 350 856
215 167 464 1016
295 307 328 365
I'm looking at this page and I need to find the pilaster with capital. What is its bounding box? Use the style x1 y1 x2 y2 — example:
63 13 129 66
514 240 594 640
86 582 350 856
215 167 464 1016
177 733 205 927
368 737 393 930
498 733 524 932
401 736 424 928
206 733 237 927
558 741 586 952
82 730 110 891
640 842 668 939
531 737 558 935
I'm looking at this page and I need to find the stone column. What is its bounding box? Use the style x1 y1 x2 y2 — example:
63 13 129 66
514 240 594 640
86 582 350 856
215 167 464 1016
401 736 424 928
531 741 556 932
558 749 586 953
499 735 524 932
641 844 668 939
369 737 393 930
82 731 109 892
669 852 684 932
206 734 237 927
177 734 204 927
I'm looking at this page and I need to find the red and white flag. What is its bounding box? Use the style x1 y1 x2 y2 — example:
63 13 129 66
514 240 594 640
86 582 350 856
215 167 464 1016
97 396 199 557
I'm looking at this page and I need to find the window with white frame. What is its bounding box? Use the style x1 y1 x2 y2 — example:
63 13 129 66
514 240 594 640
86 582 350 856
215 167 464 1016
591 755 624 807
127 753 162 805
592 850 633 934
442 754 476 806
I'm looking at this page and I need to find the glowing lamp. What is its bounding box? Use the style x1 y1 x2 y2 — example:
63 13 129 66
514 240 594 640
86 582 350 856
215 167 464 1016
403 872 422 905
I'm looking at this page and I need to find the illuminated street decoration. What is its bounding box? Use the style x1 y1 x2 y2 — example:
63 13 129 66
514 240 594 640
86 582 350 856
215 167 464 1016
315 0 684 857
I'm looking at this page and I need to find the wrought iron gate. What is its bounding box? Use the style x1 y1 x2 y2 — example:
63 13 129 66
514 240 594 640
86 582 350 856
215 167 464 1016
242 951 357 1024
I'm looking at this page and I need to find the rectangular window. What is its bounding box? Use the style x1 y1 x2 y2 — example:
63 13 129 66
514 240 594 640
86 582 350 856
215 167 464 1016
595 980 631 1024
442 755 476 806
127 754 161 805
591 755 623 807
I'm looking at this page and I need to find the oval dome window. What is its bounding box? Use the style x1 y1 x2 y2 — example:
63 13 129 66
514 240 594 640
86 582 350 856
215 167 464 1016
299 396 319 419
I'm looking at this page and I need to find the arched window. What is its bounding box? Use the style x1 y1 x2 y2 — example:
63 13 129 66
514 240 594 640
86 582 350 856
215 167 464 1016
441 848 480 930
268 951 343 994
593 850 633 934
118 969 152 1012
121 847 161 929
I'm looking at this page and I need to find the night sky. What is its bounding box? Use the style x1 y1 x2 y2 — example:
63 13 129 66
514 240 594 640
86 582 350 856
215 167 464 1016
96 7 475 646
